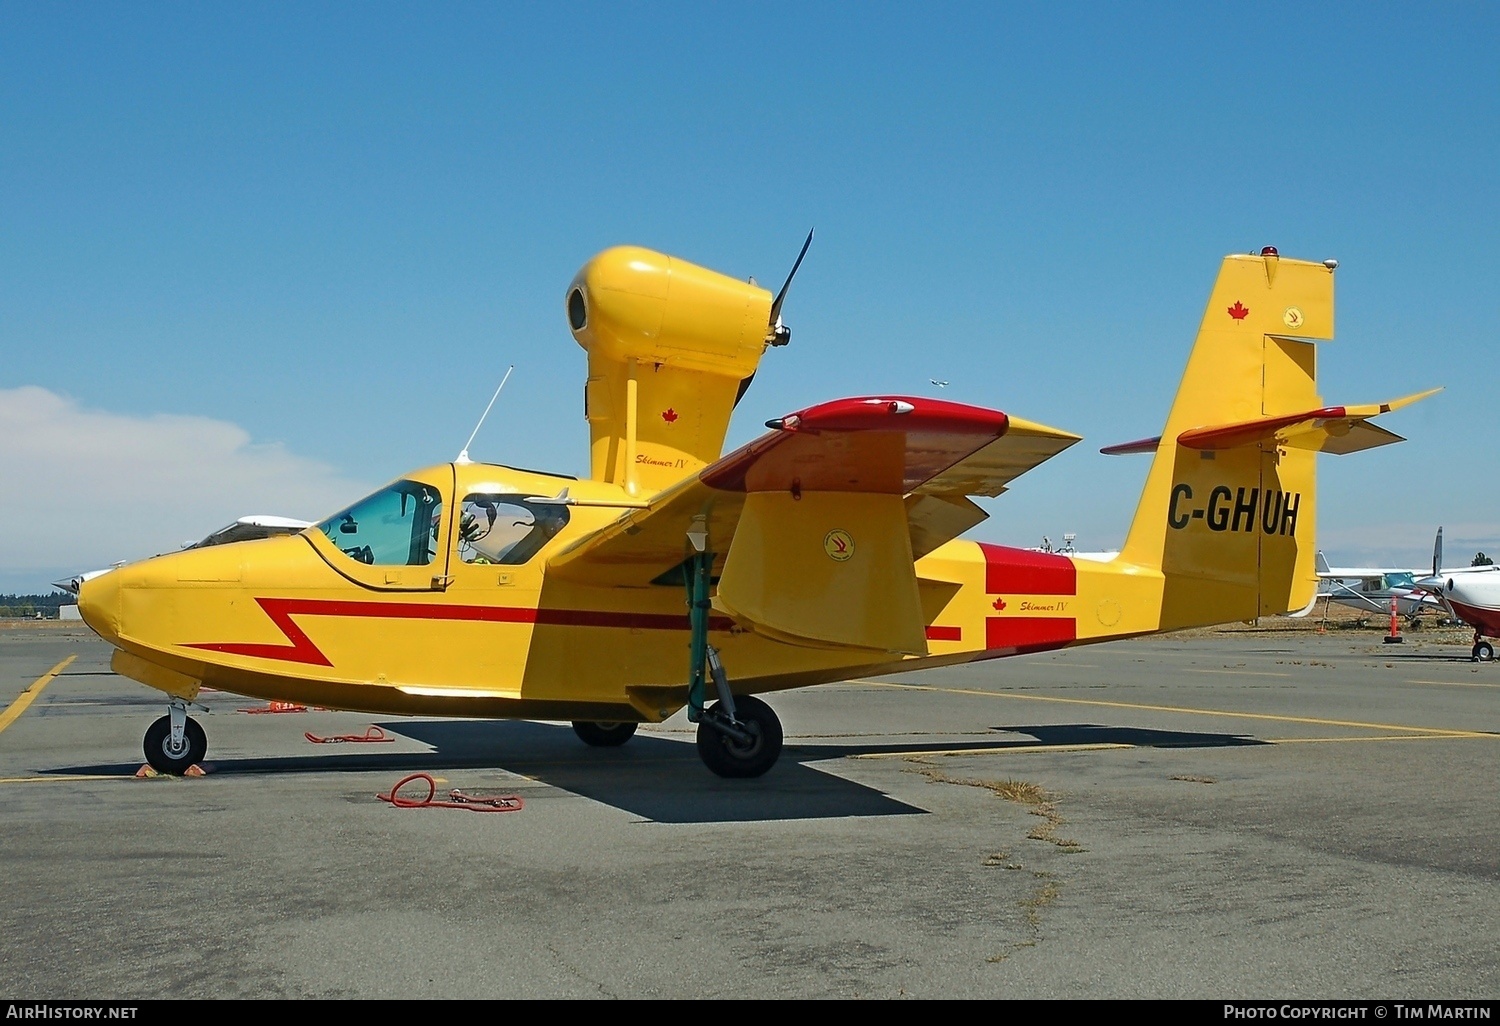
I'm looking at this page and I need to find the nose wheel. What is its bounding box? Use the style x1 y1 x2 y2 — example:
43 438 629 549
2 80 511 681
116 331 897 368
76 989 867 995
1473 639 1495 662
143 700 207 774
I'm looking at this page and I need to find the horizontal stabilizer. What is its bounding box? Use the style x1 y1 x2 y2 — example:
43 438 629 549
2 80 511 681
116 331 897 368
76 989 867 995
1100 435 1161 456
1105 389 1440 457
1177 388 1440 456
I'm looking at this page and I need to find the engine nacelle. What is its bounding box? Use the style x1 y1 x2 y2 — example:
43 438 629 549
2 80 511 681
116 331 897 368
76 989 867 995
566 246 772 378
565 247 780 495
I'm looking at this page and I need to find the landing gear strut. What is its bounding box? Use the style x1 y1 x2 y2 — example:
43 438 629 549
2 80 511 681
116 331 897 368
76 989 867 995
683 527 783 778
143 699 207 774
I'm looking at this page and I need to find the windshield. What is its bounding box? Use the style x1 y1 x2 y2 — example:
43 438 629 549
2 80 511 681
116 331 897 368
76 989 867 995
317 481 443 566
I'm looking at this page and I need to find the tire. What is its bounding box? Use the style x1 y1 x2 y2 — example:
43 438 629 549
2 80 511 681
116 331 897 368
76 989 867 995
1474 641 1495 662
143 715 207 774
696 695 783 779
571 721 638 747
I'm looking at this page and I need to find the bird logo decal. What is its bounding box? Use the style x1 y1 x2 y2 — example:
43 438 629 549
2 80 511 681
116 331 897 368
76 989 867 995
823 529 855 562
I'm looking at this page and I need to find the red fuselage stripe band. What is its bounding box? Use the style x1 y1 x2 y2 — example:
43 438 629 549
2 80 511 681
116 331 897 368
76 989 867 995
183 597 736 666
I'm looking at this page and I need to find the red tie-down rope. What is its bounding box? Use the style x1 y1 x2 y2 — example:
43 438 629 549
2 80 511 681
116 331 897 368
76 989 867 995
377 772 524 813
304 726 395 744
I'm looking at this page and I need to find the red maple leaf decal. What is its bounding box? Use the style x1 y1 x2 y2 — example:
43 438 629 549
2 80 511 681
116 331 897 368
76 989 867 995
992 598 1006 611
1227 301 1250 321
661 408 678 423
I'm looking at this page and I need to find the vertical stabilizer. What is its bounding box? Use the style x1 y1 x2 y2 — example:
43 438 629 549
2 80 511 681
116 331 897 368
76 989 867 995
1120 250 1333 629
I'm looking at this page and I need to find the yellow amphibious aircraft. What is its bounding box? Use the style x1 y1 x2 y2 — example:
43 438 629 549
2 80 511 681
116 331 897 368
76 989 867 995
77 241 1437 778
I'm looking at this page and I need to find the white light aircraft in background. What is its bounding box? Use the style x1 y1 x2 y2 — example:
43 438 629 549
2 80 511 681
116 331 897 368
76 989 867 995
1313 551 1443 622
53 516 313 596
1413 527 1500 661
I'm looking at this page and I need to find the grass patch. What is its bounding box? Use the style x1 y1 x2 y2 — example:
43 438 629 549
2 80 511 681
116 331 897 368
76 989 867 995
910 765 1086 853
986 872 1061 962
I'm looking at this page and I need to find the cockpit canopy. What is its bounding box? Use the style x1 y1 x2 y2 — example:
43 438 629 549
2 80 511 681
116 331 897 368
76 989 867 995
317 480 443 567
314 474 575 571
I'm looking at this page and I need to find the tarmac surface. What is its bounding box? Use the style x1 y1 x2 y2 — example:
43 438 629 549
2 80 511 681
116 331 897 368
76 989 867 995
1 617 1496 1000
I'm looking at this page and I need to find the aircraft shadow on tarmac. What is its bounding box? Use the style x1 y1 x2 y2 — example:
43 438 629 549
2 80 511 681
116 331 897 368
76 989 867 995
997 723 1270 748
57 719 928 824
55 719 1268 823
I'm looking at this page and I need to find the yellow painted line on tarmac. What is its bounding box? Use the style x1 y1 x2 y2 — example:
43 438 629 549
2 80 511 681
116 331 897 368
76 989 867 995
854 679 1480 738
1269 733 1490 744
1407 679 1500 690
0 656 76 735
855 742 1132 759
1188 668 1291 678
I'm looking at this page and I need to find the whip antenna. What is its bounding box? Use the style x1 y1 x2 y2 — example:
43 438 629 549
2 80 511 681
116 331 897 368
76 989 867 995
457 364 514 464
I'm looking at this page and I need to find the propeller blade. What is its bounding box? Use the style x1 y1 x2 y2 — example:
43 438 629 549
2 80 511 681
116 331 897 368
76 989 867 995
766 228 814 346
1434 526 1444 577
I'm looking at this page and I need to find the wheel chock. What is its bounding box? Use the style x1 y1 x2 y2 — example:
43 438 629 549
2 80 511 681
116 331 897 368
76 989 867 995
134 763 209 778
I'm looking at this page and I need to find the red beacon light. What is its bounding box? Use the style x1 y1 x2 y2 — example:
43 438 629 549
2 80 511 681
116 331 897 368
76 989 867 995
1261 246 1279 256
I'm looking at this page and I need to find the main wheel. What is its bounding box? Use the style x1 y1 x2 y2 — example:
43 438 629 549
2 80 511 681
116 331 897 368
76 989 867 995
1473 641 1495 662
143 715 207 774
571 721 638 747
696 695 783 779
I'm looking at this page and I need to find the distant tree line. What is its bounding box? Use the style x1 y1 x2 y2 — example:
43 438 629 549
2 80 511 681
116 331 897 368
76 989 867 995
0 593 71 618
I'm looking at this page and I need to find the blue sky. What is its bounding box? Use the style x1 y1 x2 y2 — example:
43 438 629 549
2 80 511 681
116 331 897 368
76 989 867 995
3 4 1497 592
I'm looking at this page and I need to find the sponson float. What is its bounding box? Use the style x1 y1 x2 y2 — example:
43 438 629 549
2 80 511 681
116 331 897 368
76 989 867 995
78 241 1438 778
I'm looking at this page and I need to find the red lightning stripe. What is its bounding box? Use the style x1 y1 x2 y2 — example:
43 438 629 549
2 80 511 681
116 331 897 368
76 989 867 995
185 597 735 667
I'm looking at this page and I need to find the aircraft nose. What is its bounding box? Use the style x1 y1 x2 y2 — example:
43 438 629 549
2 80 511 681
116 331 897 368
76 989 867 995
77 568 124 644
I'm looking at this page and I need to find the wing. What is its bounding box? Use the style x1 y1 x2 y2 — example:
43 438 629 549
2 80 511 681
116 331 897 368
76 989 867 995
1317 568 1399 581
547 396 1077 653
548 396 1079 589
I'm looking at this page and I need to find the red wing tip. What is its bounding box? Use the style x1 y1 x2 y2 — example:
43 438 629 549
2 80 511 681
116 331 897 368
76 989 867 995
783 396 1009 436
